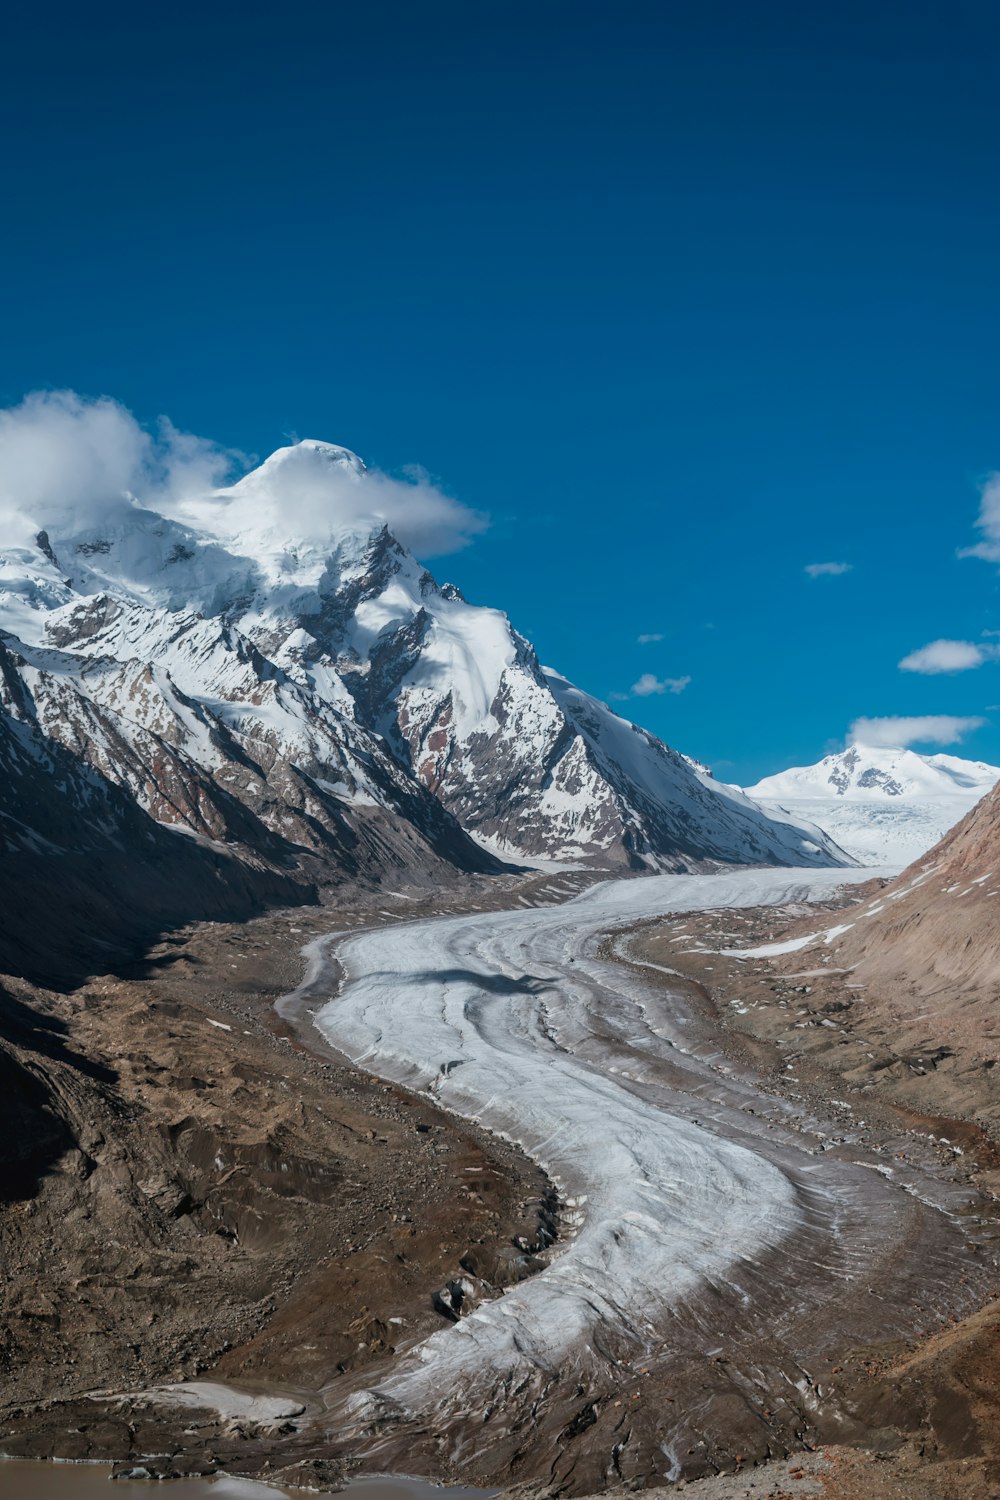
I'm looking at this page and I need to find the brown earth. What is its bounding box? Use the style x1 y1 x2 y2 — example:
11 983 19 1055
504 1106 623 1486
0 866 599 1486
559 1442 1000 1500
812 783 1000 1119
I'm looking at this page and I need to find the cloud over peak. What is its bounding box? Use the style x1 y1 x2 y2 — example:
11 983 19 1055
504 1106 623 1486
849 714 986 748
0 390 487 558
0 391 238 546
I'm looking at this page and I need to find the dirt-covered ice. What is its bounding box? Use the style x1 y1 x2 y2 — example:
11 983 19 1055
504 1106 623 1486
312 865 990 1472
319 874 856 1403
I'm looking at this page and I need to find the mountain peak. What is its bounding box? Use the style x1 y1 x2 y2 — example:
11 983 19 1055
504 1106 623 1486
230 440 366 494
745 743 1000 865
750 743 1000 803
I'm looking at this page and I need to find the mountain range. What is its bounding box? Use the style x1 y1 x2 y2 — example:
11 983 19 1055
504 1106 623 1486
0 440 849 975
744 743 1000 866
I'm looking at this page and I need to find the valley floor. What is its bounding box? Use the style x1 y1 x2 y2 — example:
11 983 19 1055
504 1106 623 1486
2 867 999 1497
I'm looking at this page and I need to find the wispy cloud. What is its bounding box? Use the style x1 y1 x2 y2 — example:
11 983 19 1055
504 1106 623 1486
849 714 986 748
959 472 1000 563
631 672 691 697
804 561 852 578
637 632 664 644
0 390 487 558
899 638 999 675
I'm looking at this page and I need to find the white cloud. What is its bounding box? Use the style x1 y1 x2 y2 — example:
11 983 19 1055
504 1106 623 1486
899 638 997 674
631 672 691 697
804 561 852 578
176 441 486 558
0 391 239 547
849 714 986 748
960 472 1000 562
0 391 487 558
637 631 664 644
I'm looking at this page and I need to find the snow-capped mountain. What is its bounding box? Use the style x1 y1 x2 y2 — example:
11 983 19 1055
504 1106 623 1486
0 439 849 914
745 743 1000 866
0 634 312 983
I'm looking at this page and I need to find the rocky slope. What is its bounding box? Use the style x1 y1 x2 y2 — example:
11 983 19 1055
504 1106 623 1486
745 742 1000 866
0 642 314 985
0 438 847 923
710 775 1000 1133
817 777 1000 1024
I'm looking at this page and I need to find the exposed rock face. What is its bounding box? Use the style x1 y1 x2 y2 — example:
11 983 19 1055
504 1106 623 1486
3 591 492 874
263 513 847 870
0 609 495 986
0 641 314 985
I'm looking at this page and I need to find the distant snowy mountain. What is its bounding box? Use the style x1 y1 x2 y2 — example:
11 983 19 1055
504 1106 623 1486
745 743 1000 866
0 439 849 917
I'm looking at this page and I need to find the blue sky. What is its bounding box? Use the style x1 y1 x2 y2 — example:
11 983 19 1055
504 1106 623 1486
2 0 1000 783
